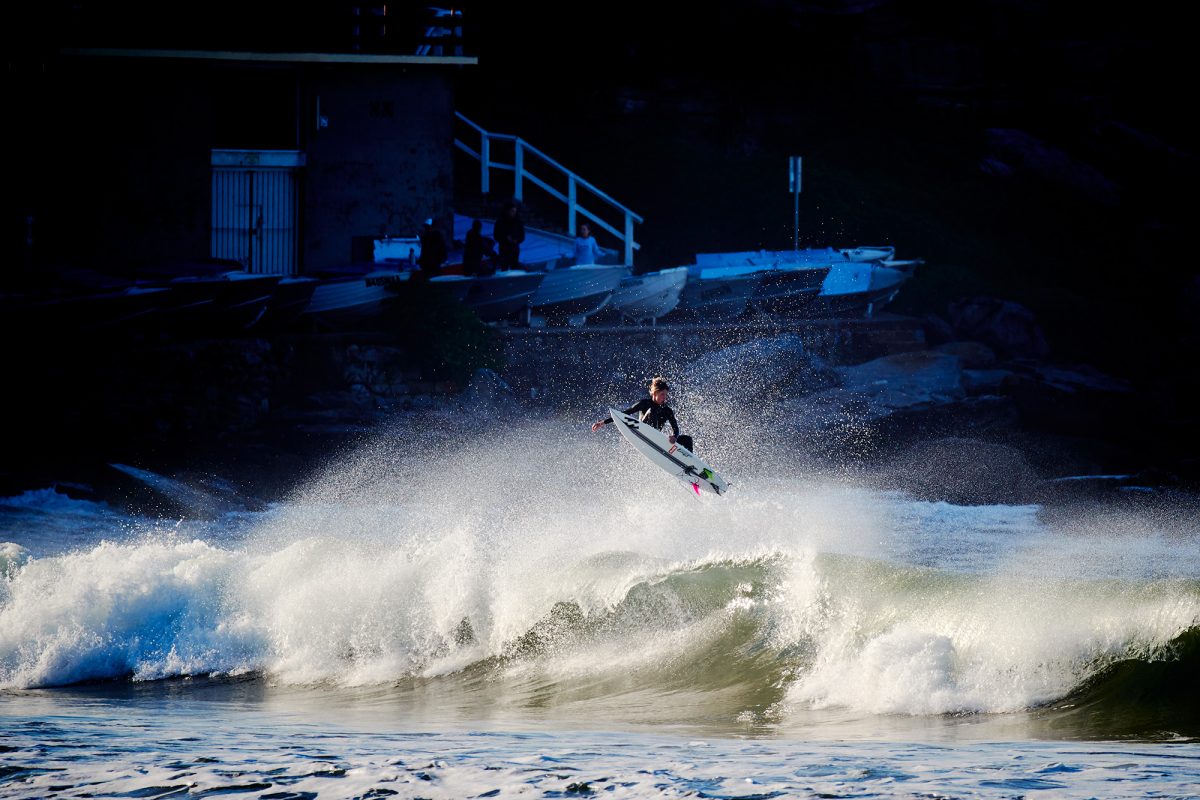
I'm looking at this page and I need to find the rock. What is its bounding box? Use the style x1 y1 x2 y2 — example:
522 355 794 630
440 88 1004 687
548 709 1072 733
962 368 1017 394
1015 362 1132 394
884 437 1041 504
1092 121 1200 183
933 340 997 369
461 368 517 412
978 157 1014 178
304 391 352 411
349 384 374 407
920 313 956 346
984 128 1120 208
681 334 830 403
785 351 966 434
947 296 1050 359
1035 469 1190 509
1007 363 1141 438
839 351 964 400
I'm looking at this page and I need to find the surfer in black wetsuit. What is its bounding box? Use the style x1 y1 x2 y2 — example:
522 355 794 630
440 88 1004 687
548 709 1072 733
591 376 695 451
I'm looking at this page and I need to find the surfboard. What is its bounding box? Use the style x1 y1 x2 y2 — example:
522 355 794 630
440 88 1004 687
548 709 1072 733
607 408 729 497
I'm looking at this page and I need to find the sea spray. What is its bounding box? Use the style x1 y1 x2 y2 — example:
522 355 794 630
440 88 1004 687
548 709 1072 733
1 423 1197 729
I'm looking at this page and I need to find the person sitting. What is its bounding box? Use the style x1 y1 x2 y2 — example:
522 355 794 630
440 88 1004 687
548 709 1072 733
492 202 526 270
418 218 447 277
462 218 496 276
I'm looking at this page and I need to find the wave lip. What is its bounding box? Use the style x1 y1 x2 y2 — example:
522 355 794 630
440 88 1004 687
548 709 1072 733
2 530 1197 737
0 539 256 688
778 555 1200 718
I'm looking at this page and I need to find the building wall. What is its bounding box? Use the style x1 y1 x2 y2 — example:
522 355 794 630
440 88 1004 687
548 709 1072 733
302 67 455 271
15 57 456 277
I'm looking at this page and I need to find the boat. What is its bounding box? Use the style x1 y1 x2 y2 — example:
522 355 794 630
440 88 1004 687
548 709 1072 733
672 264 763 320
528 264 629 326
683 261 831 317
694 246 894 267
450 215 607 271
459 270 545 322
166 271 282 332
127 259 282 335
812 261 912 318
372 265 542 324
677 245 902 318
750 263 832 315
373 236 420 266
843 246 895 262
255 276 318 331
609 267 689 324
300 266 407 328
21 284 173 337
428 274 473 302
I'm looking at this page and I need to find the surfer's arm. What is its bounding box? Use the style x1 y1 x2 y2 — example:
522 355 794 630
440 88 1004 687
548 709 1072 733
592 399 650 431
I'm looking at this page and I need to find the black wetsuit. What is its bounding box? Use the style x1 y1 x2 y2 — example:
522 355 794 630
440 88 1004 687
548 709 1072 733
605 398 693 451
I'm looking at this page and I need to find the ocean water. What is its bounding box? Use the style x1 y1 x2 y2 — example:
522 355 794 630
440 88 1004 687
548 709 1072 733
2 423 1199 798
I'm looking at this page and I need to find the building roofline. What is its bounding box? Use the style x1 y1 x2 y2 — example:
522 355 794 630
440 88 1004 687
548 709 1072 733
60 47 477 66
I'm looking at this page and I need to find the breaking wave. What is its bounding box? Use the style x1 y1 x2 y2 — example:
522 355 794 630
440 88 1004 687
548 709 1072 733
1 424 1197 735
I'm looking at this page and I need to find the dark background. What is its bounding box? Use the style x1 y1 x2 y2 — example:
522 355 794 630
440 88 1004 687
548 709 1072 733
453 1 1196 381
10 1 1196 377
4 2 1197 490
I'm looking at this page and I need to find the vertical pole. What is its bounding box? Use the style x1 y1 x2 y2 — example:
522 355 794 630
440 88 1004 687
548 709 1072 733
514 139 524 202
791 156 801 252
624 211 634 266
793 179 799 251
792 178 801 251
480 134 490 195
568 175 577 236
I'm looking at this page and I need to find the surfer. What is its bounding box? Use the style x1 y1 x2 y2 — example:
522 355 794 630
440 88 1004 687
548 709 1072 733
591 377 694 451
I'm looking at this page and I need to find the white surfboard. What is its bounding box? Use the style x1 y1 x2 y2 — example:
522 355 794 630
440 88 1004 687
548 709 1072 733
607 408 729 497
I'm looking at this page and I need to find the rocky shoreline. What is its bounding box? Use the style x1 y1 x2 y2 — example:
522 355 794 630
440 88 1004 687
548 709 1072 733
2 296 1196 514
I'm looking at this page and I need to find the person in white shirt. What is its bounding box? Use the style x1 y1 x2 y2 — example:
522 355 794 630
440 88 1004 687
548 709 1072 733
573 222 603 266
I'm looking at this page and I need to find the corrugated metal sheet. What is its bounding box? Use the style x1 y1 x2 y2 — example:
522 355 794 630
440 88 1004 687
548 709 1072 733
211 151 301 275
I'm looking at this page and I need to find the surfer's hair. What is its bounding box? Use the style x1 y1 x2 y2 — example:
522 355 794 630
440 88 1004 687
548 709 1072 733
649 376 670 393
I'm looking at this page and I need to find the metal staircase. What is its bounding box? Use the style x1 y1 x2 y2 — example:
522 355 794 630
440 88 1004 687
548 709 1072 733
453 112 643 266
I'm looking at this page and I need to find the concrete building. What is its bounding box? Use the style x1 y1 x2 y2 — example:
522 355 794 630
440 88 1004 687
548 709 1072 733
9 5 475 277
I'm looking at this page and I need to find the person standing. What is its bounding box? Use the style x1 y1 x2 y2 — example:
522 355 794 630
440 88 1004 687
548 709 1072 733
492 202 526 270
573 221 603 266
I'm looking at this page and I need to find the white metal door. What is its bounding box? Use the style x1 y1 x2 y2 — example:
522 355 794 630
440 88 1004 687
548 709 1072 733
211 150 305 275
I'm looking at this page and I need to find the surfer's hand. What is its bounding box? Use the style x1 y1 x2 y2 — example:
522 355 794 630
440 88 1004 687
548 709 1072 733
668 434 677 444
591 421 604 432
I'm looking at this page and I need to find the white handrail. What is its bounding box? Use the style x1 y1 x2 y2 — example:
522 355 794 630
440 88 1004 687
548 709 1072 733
454 111 641 265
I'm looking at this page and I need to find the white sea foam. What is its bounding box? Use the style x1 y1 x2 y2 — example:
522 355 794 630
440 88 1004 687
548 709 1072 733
1 425 1197 721
0 487 114 516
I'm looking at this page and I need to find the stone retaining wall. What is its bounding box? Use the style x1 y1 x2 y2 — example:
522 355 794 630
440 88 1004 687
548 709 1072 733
497 316 924 406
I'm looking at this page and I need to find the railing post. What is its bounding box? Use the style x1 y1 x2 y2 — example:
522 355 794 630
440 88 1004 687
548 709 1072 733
624 211 634 266
514 139 524 202
480 133 490 195
457 114 641 265
568 175 577 236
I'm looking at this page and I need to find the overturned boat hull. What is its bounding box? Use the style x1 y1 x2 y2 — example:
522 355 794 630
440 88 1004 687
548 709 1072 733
610 267 689 324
